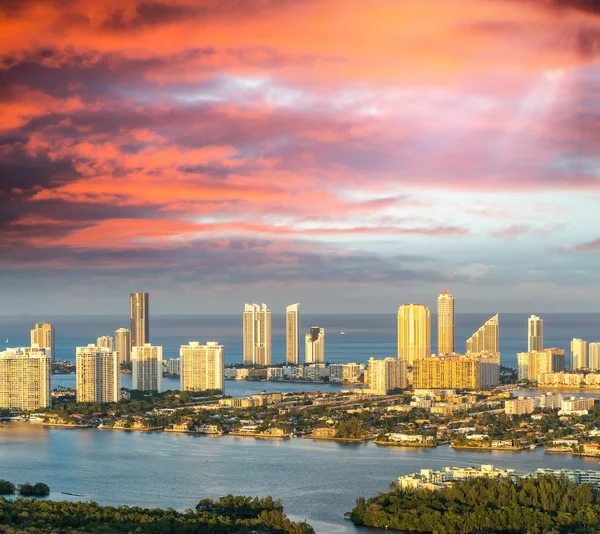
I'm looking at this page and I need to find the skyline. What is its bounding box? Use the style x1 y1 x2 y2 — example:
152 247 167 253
1 1 600 313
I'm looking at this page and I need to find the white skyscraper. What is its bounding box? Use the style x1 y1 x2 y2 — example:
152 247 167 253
131 344 163 391
242 304 271 366
305 327 325 364
286 303 300 365
367 357 408 394
76 345 120 403
30 323 55 362
528 315 543 352
0 347 51 411
437 291 454 355
466 315 499 356
115 328 131 364
180 341 224 392
589 343 600 371
97 336 115 352
571 338 587 370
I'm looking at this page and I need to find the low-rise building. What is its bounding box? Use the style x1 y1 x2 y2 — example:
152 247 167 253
504 396 535 415
398 464 515 490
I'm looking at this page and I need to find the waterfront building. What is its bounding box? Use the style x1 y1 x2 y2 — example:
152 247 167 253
367 357 408 394
413 355 483 390
537 392 563 409
466 314 499 356
328 362 363 383
397 304 431 365
305 327 325 364
243 303 271 366
180 342 224 392
528 315 544 352
303 364 328 381
115 328 131 364
285 303 300 365
538 372 586 387
30 322 55 362
0 347 51 411
559 396 597 415
590 343 600 371
504 396 535 415
534 469 600 488
517 348 565 381
75 344 120 403
130 292 149 347
96 336 115 352
437 291 454 355
398 464 515 490
165 358 180 376
571 338 587 370
131 343 162 391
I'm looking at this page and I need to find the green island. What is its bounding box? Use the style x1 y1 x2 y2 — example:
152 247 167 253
0 494 314 534
0 480 49 496
347 475 600 534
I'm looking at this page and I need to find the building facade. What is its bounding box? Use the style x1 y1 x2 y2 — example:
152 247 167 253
413 356 481 390
131 343 162 391
286 303 300 365
180 341 224 392
437 291 454 355
75 345 120 403
367 357 408 394
466 314 499 356
590 343 600 371
571 338 587 370
130 292 149 347
30 323 55 362
528 315 544 352
518 348 566 381
243 303 272 366
96 336 115 352
115 328 131 364
305 327 325 364
0 348 51 411
397 304 431 365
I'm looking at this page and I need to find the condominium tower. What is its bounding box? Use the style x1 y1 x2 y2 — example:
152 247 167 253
571 339 587 370
437 291 455 355
75 345 120 403
517 348 565 381
466 314 499 356
589 343 600 371
130 292 149 347
30 323 55 362
528 315 543 352
180 341 224 392
131 343 162 391
367 357 408 394
397 304 431 365
286 303 300 365
305 327 325 364
115 328 131 364
413 356 482 390
96 336 115 352
0 348 51 411
243 304 272 366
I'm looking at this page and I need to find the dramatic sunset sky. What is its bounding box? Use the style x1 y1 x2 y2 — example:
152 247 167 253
1 0 599 314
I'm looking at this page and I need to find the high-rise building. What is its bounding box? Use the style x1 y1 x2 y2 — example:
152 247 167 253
528 315 543 352
305 327 325 364
242 304 271 366
286 303 300 365
437 291 454 355
131 344 162 391
466 315 499 356
115 328 131 364
397 304 431 365
590 343 600 371
413 356 482 390
517 348 565 381
96 336 115 352
0 348 51 411
75 345 120 403
571 338 587 370
180 341 224 392
367 357 408 394
130 292 149 347
30 323 55 362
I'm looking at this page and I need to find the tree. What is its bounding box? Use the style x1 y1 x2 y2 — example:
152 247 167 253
0 479 16 494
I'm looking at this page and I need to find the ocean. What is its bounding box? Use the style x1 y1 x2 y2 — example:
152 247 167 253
1 313 599 369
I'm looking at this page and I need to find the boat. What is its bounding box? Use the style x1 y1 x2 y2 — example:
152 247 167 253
340 332 345 335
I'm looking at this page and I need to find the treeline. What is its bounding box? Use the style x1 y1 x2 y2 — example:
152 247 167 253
347 475 600 533
0 480 49 496
0 494 314 534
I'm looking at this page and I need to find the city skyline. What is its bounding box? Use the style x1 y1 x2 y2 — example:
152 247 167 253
1 1 600 315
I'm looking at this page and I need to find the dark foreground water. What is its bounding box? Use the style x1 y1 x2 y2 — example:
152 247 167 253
2 313 600 369
2 424 600 533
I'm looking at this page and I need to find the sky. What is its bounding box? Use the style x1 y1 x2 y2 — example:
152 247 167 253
1 0 599 315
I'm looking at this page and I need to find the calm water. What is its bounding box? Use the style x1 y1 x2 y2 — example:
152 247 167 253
2 424 600 533
2 313 600 369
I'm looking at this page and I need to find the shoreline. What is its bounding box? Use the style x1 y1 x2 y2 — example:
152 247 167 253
450 444 530 452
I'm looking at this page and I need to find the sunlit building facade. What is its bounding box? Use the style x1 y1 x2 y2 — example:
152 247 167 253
571 338 587 370
286 303 300 365
180 341 224 392
528 315 543 352
367 357 408 394
115 328 131 364
0 348 51 411
75 345 120 403
413 356 481 390
397 304 431 365
590 343 600 371
131 343 162 391
30 323 55 362
305 327 325 364
130 292 149 347
243 303 272 366
437 291 454 355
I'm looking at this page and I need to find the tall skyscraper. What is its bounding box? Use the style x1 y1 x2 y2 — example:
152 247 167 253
115 328 131 364
367 357 407 394
0 347 51 411
30 323 55 362
180 341 224 392
242 304 271 366
437 291 454 355
305 327 325 364
75 345 120 403
528 315 543 352
286 303 300 365
589 343 600 371
517 348 565 381
397 304 431 365
466 314 499 355
130 292 149 347
96 336 115 352
571 338 587 370
131 343 162 391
